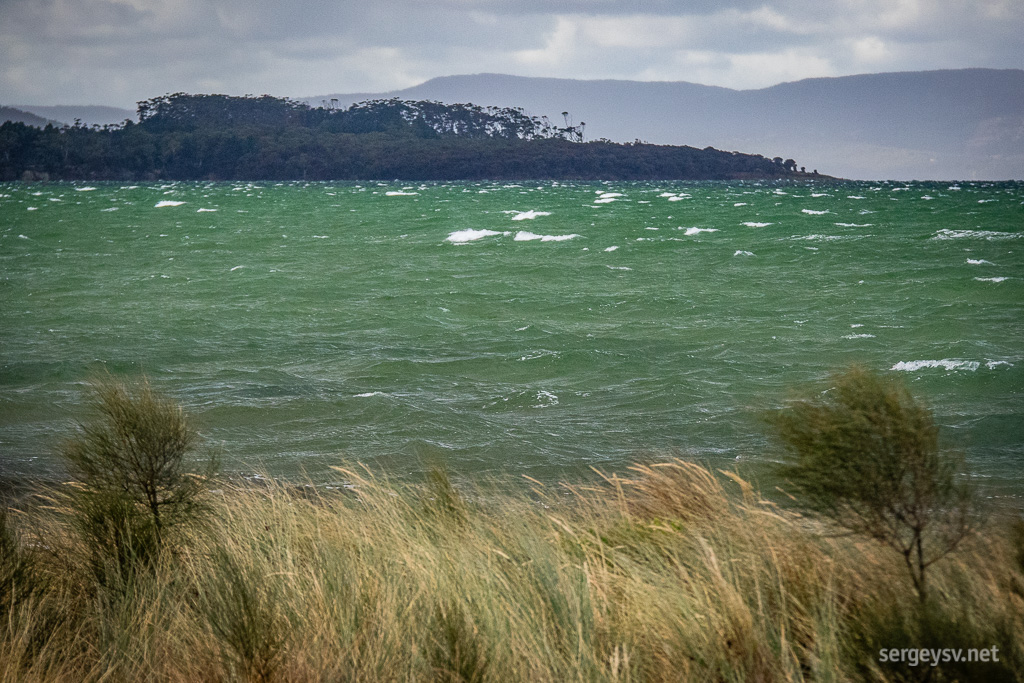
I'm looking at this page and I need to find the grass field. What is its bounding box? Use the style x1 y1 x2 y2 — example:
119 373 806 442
2 458 1022 682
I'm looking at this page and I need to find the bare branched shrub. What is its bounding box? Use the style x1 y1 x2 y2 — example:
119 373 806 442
771 366 979 602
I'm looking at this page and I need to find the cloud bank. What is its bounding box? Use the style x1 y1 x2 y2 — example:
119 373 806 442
1 0 1021 107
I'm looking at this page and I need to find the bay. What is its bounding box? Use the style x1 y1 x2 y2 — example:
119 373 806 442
2 180 1021 499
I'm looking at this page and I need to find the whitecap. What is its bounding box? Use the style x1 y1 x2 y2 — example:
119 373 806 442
684 227 718 235
354 391 387 398
801 209 831 215
598 192 623 199
667 196 686 202
606 266 632 270
733 202 747 206
986 361 1013 369
75 187 97 192
966 259 994 265
510 210 551 221
847 196 866 199
197 208 217 212
514 231 579 242
26 207 38 211
657 192 676 198
100 207 118 212
604 246 618 252
843 334 876 339
978 199 997 203
811 193 831 198
593 198 617 204
154 200 185 207
974 276 1007 282
743 222 772 227
834 222 873 227
312 235 329 239
385 191 418 196
230 265 244 271
891 360 980 372
532 390 558 408
793 234 847 241
734 250 755 256
446 229 504 243
934 229 1019 240
18 234 28 239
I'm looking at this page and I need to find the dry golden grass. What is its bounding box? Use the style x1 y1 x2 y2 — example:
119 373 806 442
2 460 1022 682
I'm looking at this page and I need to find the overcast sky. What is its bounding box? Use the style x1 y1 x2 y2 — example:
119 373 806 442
2 0 1022 108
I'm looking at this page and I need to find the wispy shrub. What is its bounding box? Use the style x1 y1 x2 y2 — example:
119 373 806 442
59 375 216 584
771 366 979 602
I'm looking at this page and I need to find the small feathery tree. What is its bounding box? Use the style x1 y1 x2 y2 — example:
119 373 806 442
771 366 978 602
60 375 216 556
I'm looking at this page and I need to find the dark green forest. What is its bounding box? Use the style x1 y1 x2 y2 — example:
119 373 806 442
1 94 816 181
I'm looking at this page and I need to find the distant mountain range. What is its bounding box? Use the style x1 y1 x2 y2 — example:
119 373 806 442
308 69 1024 181
0 106 65 128
5 104 135 127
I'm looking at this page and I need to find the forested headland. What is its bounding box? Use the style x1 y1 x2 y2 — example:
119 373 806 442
1 93 821 181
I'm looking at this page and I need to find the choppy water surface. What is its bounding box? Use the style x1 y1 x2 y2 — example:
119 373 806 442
2 181 1022 494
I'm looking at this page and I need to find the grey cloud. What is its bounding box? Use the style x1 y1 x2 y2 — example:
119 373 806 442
0 0 1021 107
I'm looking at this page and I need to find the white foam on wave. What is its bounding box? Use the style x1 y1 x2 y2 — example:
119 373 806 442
933 229 1019 240
598 192 623 199
385 191 418 196
843 333 876 339
987 361 1013 369
606 265 632 270
743 222 772 227
197 208 217 212
891 360 980 372
734 250 755 256
801 209 831 215
75 187 97 192
966 259 994 265
667 196 686 202
154 200 185 207
734 202 748 206
510 210 551 221
312 235 329 239
514 231 579 242
354 391 387 398
847 195 866 199
974 276 1008 282
446 229 505 243
684 227 718 235
658 192 676 198
811 193 831 198
978 199 997 203
604 245 619 252
26 207 38 211
230 265 244 272
834 222 872 227
792 234 849 241
100 207 118 212
593 198 617 204
533 390 558 408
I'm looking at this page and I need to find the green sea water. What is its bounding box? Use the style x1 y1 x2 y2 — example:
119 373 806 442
1 180 1022 496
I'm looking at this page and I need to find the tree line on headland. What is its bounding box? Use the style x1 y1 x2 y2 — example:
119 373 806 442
0 93 819 181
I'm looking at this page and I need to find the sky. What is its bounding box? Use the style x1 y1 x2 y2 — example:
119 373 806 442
1 0 1022 109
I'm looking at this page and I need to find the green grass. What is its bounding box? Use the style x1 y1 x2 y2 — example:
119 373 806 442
1 460 1021 682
